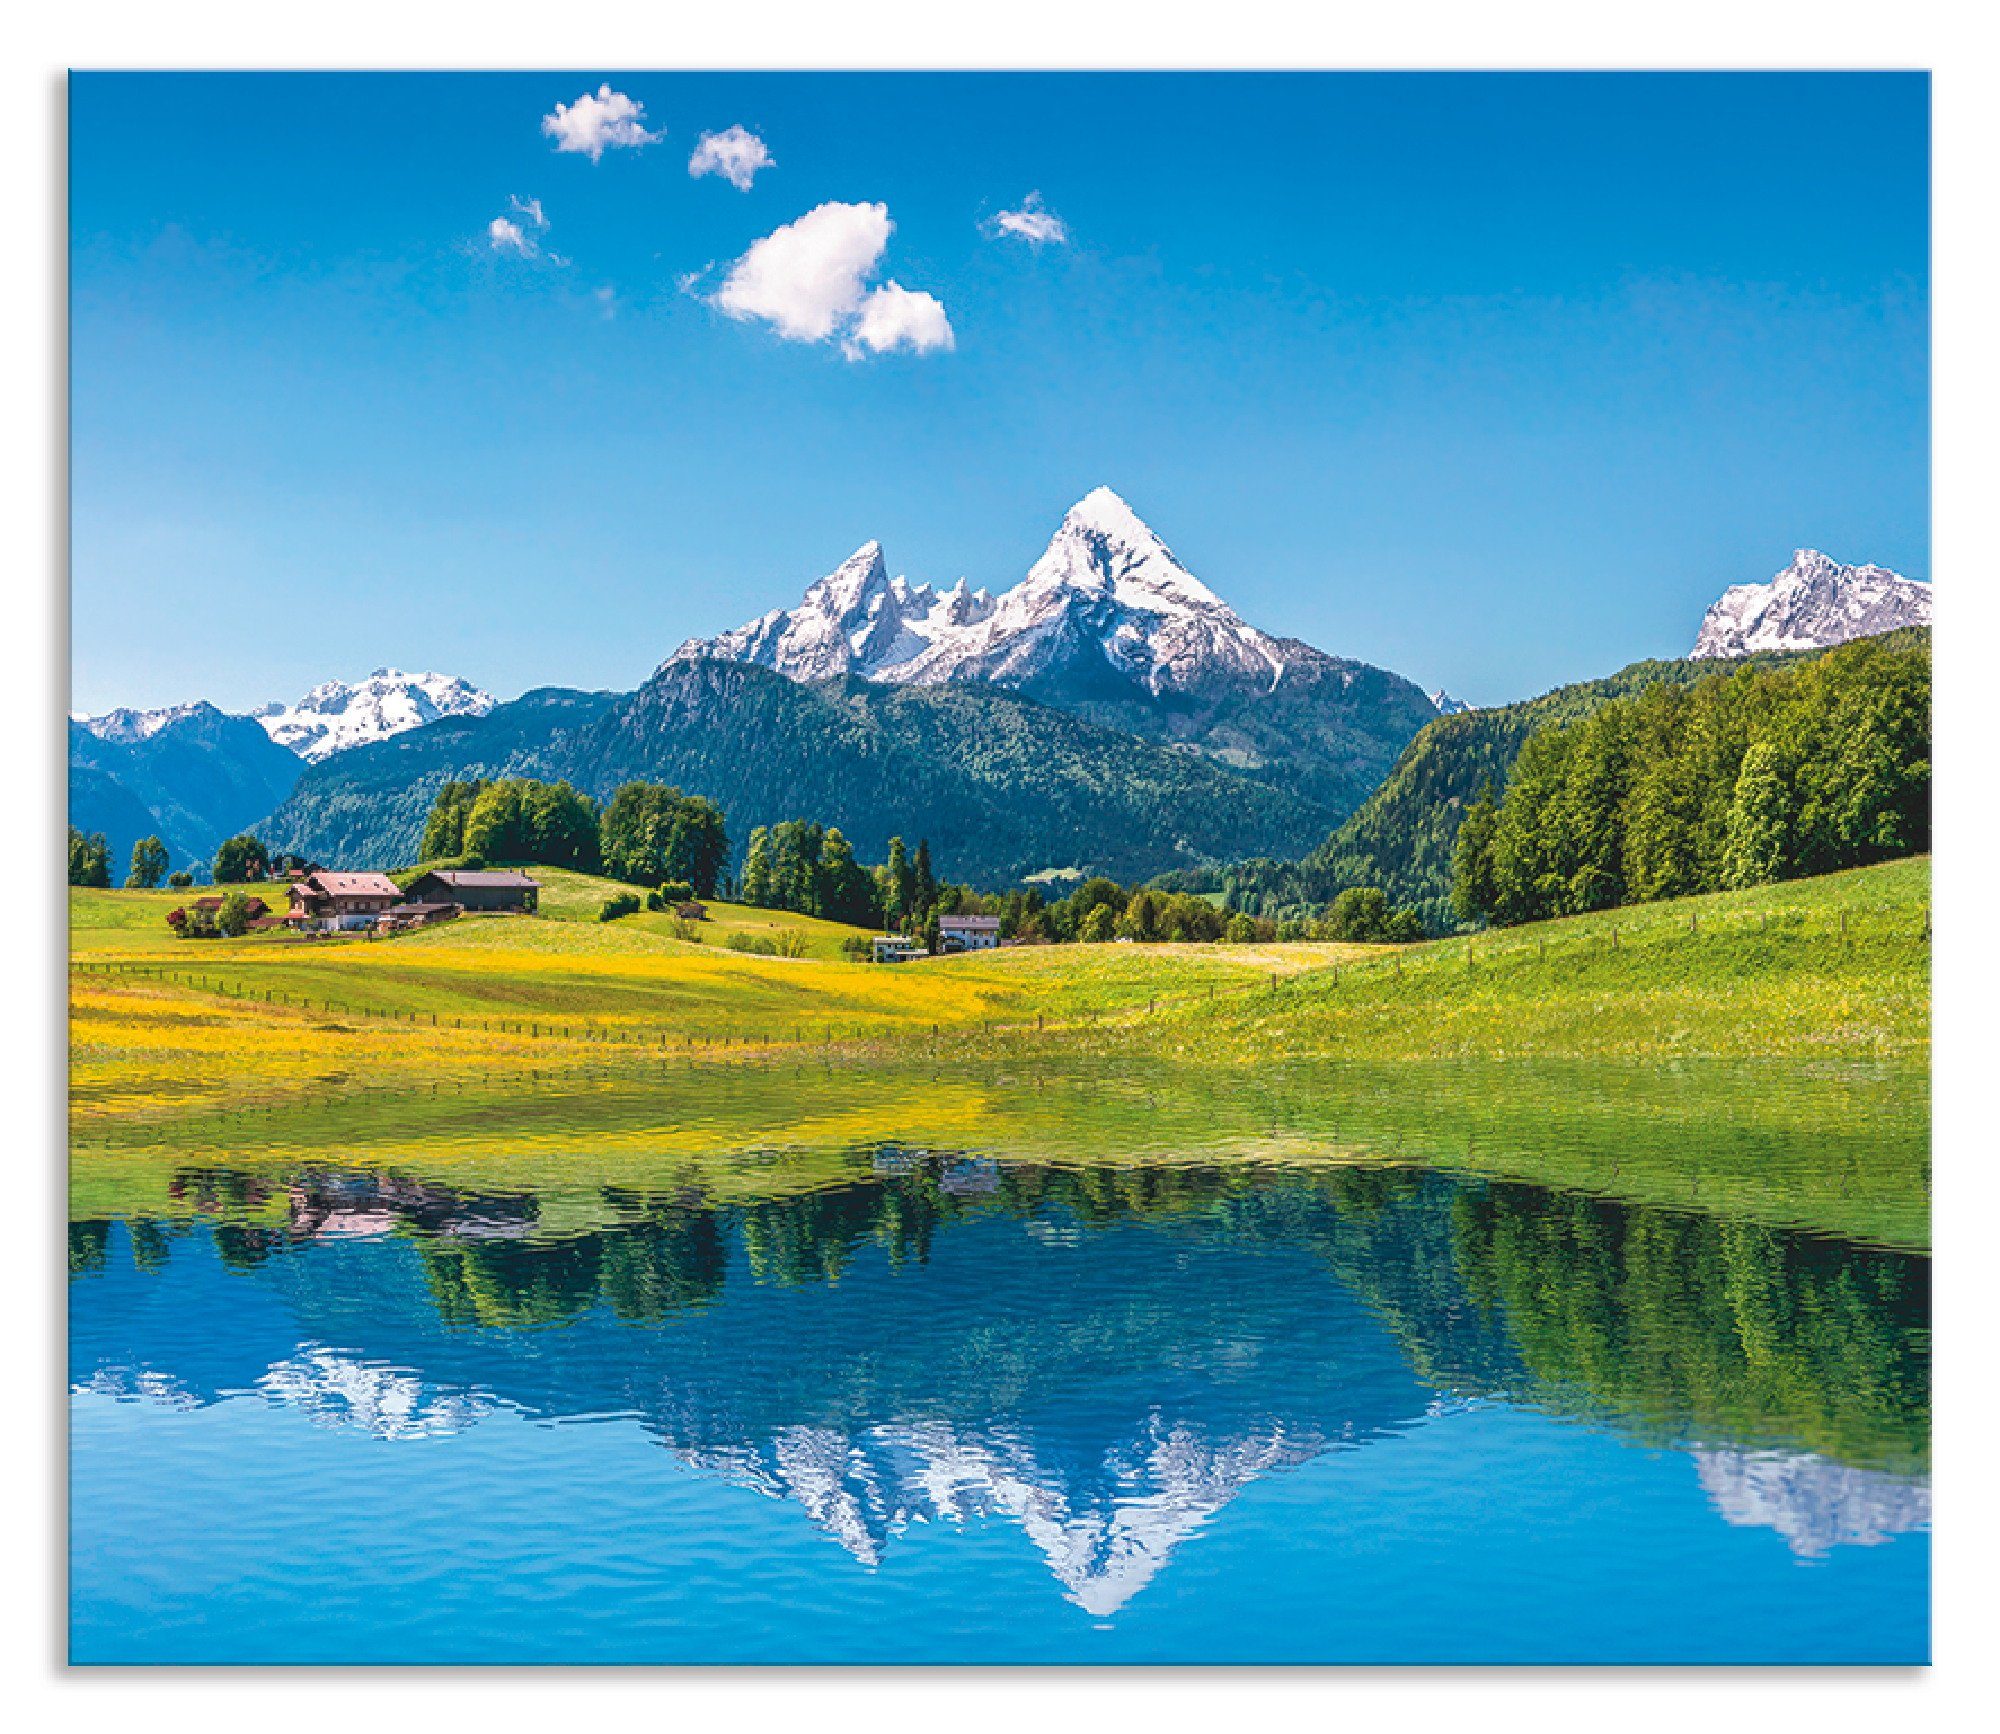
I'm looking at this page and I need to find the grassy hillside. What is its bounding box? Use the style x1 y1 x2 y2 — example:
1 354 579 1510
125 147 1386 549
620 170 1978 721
1092 856 1929 1065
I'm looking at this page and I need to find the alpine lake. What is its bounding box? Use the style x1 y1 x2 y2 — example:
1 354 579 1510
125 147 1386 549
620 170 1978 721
69 1055 1930 1665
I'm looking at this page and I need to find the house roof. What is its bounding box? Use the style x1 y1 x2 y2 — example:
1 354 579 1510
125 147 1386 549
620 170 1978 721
417 869 542 889
304 871 403 899
940 914 1002 929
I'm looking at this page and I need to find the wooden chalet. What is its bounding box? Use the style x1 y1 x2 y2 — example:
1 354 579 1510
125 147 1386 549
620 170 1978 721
403 869 541 913
287 871 404 932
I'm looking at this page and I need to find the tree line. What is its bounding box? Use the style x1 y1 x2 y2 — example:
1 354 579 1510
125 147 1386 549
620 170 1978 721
1449 632 1930 927
420 778 729 898
735 830 1428 949
68 827 173 889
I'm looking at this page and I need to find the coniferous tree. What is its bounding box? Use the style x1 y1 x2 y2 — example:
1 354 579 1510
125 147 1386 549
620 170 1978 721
740 826 775 906
1448 786 1500 924
885 836 913 927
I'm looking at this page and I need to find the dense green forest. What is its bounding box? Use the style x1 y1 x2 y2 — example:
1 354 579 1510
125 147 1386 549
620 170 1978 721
1451 632 1929 925
1165 634 1925 933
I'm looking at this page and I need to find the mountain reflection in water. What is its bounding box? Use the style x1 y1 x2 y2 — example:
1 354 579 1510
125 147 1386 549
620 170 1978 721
70 1149 1929 1631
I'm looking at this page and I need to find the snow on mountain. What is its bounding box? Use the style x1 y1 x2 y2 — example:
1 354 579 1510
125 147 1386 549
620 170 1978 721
683 1410 1341 1616
254 668 497 761
1427 689 1474 716
688 542 999 685
257 1346 494 1442
1693 1448 1930 1559
673 487 1319 699
75 699 224 744
1690 549 1930 660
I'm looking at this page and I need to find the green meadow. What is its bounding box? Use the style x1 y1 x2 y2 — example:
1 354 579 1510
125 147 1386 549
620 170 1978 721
70 857 1930 1249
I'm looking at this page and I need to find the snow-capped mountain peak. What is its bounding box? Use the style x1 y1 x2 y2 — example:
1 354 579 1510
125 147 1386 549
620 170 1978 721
75 699 223 744
804 540 889 612
1691 548 1930 659
674 487 1306 700
254 668 496 761
1022 485 1230 616
1427 689 1474 717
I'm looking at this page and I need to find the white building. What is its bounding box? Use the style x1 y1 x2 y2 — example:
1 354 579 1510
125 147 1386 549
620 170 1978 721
938 914 1002 953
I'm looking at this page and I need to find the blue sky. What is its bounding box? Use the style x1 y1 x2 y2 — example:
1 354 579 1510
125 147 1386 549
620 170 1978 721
69 71 1929 714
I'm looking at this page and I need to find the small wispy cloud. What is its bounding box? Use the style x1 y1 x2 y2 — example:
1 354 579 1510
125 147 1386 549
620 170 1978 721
485 197 563 264
487 216 536 256
987 192 1069 247
541 84 661 161
689 125 774 192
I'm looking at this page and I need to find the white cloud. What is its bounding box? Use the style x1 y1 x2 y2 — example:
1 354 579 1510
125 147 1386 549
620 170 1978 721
689 125 774 192
844 282 956 359
710 200 953 360
989 192 1069 246
713 200 892 342
487 216 536 256
509 195 547 230
541 85 661 161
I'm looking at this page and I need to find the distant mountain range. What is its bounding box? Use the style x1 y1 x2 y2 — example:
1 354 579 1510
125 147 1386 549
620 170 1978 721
260 662 1343 886
67 705 304 879
70 670 497 877
264 491 1447 880
70 507 1931 886
1692 548 1930 659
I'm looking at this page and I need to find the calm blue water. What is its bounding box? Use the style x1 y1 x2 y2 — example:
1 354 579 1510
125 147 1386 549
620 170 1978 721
69 1153 1930 1664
